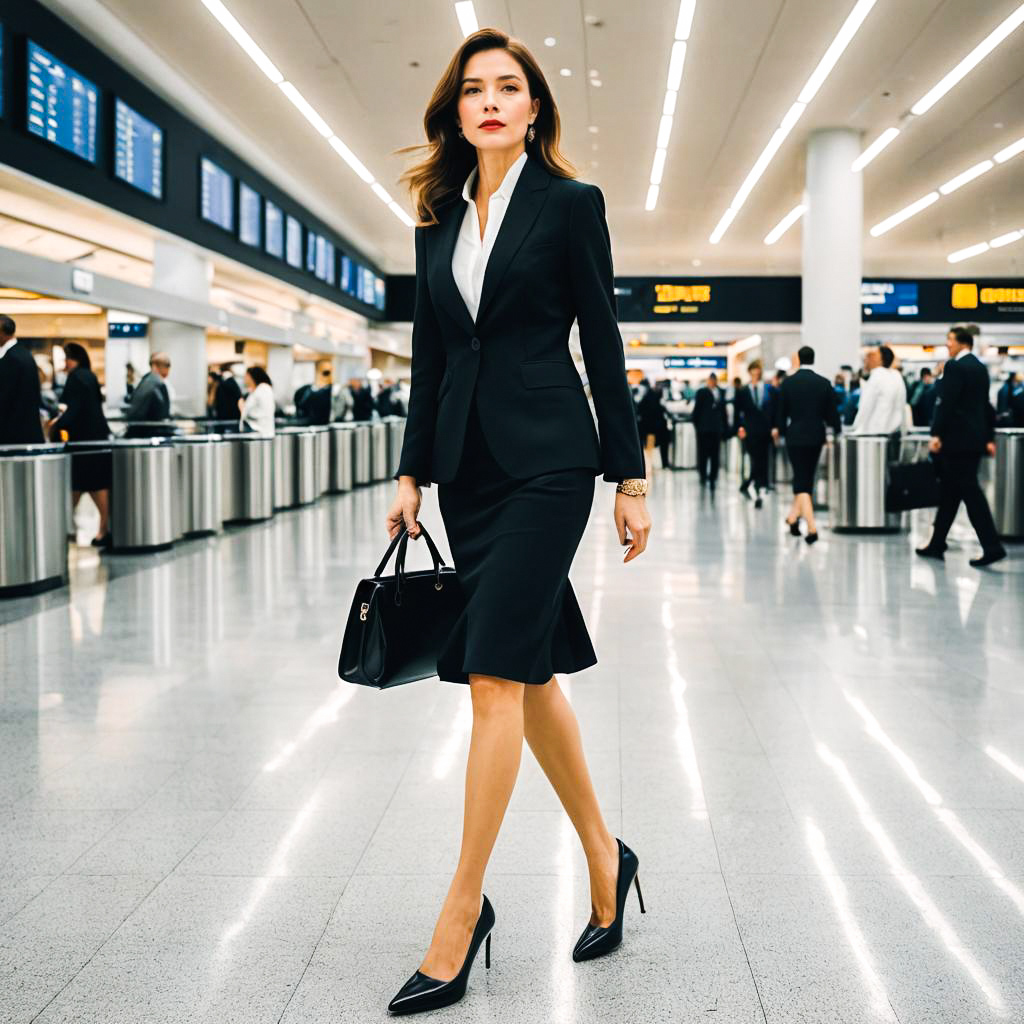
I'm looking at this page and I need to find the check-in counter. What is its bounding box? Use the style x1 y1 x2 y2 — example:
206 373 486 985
107 438 178 552
328 423 356 493
175 435 225 537
221 434 274 523
352 423 372 486
0 444 70 597
369 422 389 483
829 433 903 532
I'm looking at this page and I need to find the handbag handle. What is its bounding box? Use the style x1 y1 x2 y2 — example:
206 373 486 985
374 525 448 606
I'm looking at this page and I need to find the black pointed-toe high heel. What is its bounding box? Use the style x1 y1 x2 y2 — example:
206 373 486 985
572 838 646 963
805 531 819 545
387 895 495 1016
786 518 801 537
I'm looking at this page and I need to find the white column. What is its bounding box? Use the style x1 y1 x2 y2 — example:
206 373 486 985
802 129 862 376
150 239 211 416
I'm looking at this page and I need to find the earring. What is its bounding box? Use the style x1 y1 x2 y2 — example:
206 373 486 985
527 124 535 142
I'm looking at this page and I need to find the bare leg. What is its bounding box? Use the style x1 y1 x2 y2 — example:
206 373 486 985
523 676 619 927
798 491 817 533
418 675 525 981
785 494 801 527
90 489 110 538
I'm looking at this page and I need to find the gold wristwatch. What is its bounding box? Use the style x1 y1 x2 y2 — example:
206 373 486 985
615 478 648 497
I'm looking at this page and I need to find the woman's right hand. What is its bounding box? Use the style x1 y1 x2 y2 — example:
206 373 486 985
386 476 422 539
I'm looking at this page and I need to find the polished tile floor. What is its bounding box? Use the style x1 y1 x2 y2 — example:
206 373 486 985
1 468 1021 1023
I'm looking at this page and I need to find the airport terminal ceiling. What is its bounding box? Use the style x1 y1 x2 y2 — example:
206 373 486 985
41 0 1024 279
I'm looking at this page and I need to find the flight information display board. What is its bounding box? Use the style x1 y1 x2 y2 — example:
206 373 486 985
239 182 260 246
26 41 99 163
200 157 234 231
306 231 318 274
113 98 163 199
862 281 919 317
340 255 353 294
264 200 283 258
374 276 386 311
285 215 302 268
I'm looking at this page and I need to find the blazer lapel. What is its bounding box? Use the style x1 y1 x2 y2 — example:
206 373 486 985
428 155 551 334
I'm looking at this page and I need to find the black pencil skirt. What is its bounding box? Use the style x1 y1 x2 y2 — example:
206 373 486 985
788 443 822 495
436 398 597 685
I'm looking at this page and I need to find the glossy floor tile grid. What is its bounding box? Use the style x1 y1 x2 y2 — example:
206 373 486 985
0 471 1021 1023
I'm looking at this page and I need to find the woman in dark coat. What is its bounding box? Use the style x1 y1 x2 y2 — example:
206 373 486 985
49 343 112 546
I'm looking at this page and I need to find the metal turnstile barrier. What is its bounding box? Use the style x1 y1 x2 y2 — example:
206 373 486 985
312 427 331 497
352 423 372 485
385 416 405 479
829 433 903 532
982 428 1024 539
273 430 296 510
670 419 696 469
222 435 274 523
295 429 318 505
369 422 389 482
109 439 178 551
328 423 356 493
0 444 70 597
175 436 225 537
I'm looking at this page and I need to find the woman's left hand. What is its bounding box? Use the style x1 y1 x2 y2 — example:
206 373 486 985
614 493 651 563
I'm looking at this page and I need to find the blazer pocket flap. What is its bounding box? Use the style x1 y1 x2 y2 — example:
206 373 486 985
521 360 582 390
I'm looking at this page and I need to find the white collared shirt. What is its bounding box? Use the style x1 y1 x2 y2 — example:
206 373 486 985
852 364 906 434
0 337 17 360
452 150 529 323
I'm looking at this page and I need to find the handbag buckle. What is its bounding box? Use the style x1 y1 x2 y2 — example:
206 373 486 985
359 602 369 621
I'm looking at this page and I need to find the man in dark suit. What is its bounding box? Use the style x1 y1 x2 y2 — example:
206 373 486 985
0 315 44 444
691 373 730 491
772 345 840 543
212 363 243 422
124 353 172 437
917 327 1006 567
734 359 774 508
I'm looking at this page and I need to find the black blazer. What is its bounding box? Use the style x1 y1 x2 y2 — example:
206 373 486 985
396 155 644 485
0 341 44 444
53 367 109 441
691 386 729 435
775 368 840 447
932 352 995 454
734 382 775 437
213 374 242 421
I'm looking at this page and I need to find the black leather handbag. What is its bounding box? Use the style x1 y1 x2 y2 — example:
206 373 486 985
338 525 463 689
886 457 941 512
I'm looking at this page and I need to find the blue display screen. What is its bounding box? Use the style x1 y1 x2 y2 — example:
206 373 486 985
26 41 99 163
113 98 162 199
663 355 727 370
200 157 234 231
239 183 260 246
340 255 353 294
375 276 386 311
108 321 148 338
306 231 317 273
862 281 919 317
265 200 283 258
285 216 302 268
313 235 334 283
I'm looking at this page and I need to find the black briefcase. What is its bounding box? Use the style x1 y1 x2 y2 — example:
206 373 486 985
886 458 941 513
338 525 463 689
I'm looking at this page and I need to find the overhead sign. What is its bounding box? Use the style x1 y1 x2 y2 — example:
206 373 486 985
663 355 727 370
616 277 802 322
862 281 918 316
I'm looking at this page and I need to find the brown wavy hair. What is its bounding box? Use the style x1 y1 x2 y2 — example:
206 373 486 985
395 29 577 228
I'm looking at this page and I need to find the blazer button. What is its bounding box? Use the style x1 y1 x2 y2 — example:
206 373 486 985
470 337 481 351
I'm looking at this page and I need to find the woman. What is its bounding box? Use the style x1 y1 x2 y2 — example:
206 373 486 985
238 366 275 436
384 28 651 1017
48 343 112 546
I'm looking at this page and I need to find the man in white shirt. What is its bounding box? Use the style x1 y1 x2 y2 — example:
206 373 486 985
852 345 906 434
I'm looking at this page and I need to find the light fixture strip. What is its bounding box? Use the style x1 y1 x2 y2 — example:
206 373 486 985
869 192 940 237
708 0 878 243
764 204 807 245
948 228 1024 263
850 127 900 172
200 0 283 83
454 2 479 37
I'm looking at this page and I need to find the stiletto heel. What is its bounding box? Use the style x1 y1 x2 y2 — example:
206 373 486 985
634 873 646 914
572 838 645 963
786 517 801 537
387 895 495 1016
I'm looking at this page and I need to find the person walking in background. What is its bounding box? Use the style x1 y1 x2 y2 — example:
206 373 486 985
124 353 172 436
692 372 729 491
637 378 670 471
773 345 840 544
910 367 937 427
916 327 1006 568
47 343 112 547
212 363 243 423
852 345 906 435
735 359 774 508
997 371 1019 425
239 366 276 437
0 315 45 444
349 378 375 421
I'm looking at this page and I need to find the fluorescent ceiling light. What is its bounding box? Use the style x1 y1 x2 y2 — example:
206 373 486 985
657 116 674 150
994 136 1024 163
870 192 940 236
948 242 991 264
278 82 332 138
200 0 283 84
764 204 807 245
912 3 1024 116
454 2 478 37
389 202 416 228
938 159 993 195
990 230 1024 248
650 148 667 186
708 0 877 243
371 183 393 205
327 136 374 184
798 0 878 104
645 184 660 212
663 91 678 116
675 0 697 39
852 127 900 171
667 41 687 91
